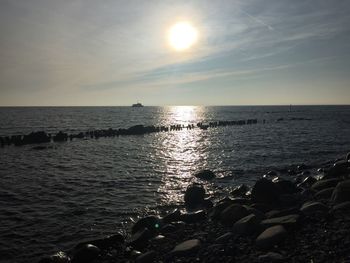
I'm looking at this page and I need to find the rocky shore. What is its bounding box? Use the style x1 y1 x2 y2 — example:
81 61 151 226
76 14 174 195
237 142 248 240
38 153 350 263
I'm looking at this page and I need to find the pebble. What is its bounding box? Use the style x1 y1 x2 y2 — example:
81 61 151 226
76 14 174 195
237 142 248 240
260 214 300 228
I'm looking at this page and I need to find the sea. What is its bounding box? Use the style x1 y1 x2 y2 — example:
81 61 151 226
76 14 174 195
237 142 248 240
0 105 350 262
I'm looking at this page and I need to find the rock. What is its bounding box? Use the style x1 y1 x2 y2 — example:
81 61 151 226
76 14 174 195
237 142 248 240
279 193 303 207
298 176 317 188
347 152 350 161
127 228 152 248
180 210 206 224
163 209 182 224
332 201 350 214
136 250 157 263
251 178 280 205
311 178 341 191
194 169 215 180
315 187 335 200
331 180 350 203
300 202 328 215
72 244 100 263
214 232 234 244
260 214 300 228
132 216 161 235
259 252 285 262
38 251 71 263
256 225 287 249
202 198 214 209
184 184 205 209
169 239 201 257
265 207 299 219
160 224 178 234
274 179 299 194
230 184 249 197
233 214 260 235
246 207 266 220
209 200 233 219
250 203 272 213
325 160 350 178
220 204 249 225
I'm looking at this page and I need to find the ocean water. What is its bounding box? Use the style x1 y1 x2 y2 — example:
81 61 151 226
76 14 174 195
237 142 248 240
0 105 350 262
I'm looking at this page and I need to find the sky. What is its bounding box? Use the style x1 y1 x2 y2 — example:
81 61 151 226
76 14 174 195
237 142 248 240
0 0 350 106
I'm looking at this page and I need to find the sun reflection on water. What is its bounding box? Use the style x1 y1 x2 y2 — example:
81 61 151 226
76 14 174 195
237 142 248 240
156 106 210 205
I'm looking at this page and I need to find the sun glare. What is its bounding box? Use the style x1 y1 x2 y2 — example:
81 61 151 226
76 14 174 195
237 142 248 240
168 22 198 51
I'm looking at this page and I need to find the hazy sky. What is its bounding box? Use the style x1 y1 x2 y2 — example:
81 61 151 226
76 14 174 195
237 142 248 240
1 0 350 106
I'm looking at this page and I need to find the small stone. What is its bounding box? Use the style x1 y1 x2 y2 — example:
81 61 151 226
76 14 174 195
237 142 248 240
231 184 249 197
127 228 152 248
214 232 234 244
220 204 249 225
259 252 285 262
170 239 201 257
163 209 182 224
297 176 317 188
256 225 287 249
136 250 157 263
72 244 100 263
300 202 328 215
260 214 300 228
233 214 260 235
332 180 350 204
194 169 215 180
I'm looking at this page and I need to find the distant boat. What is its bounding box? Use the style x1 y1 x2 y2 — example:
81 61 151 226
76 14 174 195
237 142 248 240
132 102 143 107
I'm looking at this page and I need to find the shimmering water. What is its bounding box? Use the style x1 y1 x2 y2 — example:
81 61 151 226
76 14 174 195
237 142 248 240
0 106 350 262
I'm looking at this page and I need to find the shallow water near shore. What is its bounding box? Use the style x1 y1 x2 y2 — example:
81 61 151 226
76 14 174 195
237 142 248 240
1 105 350 262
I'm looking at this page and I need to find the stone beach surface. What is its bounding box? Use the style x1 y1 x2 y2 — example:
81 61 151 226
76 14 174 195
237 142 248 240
39 153 350 263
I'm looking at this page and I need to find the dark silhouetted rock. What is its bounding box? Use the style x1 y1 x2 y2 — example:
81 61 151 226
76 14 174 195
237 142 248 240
325 161 350 178
233 213 260 235
194 169 215 180
127 228 152 248
53 131 68 142
163 209 182 224
180 210 206 224
72 244 100 263
184 184 205 209
251 179 280 205
332 201 350 214
256 225 287 249
221 204 249 225
274 179 299 194
298 176 317 188
76 233 124 250
331 180 350 204
315 187 335 200
231 184 249 197
132 216 161 235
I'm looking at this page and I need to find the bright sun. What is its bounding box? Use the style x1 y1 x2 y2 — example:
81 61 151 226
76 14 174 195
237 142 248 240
168 22 198 51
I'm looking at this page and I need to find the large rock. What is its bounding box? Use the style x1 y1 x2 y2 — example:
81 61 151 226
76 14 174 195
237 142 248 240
274 179 299 194
298 176 317 188
260 214 300 228
76 233 124 250
169 239 201 257
311 178 341 191
325 161 350 178
127 228 152 248
194 170 215 180
162 209 182 224
256 225 287 249
132 216 161 235
220 204 249 225
233 214 260 235
331 180 350 203
231 184 249 197
251 179 280 205
72 244 100 263
184 184 205 208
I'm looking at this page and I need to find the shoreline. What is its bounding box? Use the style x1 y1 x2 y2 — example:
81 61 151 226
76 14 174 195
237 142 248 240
38 153 350 263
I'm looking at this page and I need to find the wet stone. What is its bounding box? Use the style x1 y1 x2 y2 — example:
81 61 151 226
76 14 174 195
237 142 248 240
256 225 287 249
311 178 341 191
194 169 216 180
132 216 161 235
260 214 300 228
332 180 350 204
214 232 234 244
220 204 249 225
300 202 328 215
259 252 285 262
38 251 71 263
184 184 206 209
136 250 157 263
315 187 335 200
233 213 260 235
180 210 206 224
169 239 201 257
